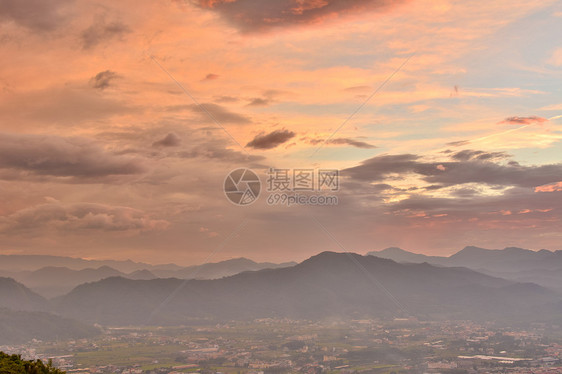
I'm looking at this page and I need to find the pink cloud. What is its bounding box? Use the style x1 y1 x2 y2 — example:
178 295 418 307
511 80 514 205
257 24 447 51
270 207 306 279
535 181 562 192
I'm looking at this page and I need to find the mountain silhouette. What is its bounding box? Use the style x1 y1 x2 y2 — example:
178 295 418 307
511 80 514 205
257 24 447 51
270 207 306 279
0 277 49 311
55 252 562 326
0 258 296 298
368 246 562 291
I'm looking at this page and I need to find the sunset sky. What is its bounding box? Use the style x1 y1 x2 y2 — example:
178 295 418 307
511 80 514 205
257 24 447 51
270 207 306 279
0 0 561 265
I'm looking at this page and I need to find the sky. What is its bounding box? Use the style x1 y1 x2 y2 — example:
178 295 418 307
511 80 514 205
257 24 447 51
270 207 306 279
0 0 561 265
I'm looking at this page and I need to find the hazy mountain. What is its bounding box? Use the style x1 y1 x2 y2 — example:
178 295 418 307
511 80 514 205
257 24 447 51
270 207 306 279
369 247 446 264
0 277 49 312
0 266 129 298
0 254 159 273
152 257 298 279
0 257 296 298
16 266 124 298
0 277 103 344
0 254 294 276
368 246 562 292
480 267 562 293
127 269 157 280
369 246 562 270
55 252 561 326
448 246 562 271
0 308 101 345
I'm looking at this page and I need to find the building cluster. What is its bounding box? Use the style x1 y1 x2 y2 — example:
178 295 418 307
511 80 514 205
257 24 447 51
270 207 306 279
2 319 561 374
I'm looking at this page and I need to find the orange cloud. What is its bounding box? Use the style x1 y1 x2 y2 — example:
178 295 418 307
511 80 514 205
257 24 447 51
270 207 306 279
535 181 562 192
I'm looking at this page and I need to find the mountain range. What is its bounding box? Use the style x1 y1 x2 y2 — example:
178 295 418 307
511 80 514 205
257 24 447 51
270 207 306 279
0 277 48 311
53 252 562 326
0 307 100 345
0 257 296 298
0 254 164 273
0 277 100 344
1 249 561 344
367 246 562 292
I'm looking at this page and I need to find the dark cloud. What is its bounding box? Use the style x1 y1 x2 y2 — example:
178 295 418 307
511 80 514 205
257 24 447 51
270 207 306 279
344 152 562 188
195 0 408 32
446 140 470 147
262 89 287 98
344 154 420 181
0 202 168 233
186 103 252 124
152 133 181 147
214 95 239 103
246 129 295 149
96 126 266 165
177 145 266 164
451 150 508 161
305 137 376 149
343 85 371 93
0 133 146 180
369 183 393 192
422 162 562 188
203 73 219 80
90 70 118 90
0 0 73 31
81 17 130 49
424 184 445 191
326 138 376 149
499 116 548 125
245 90 288 107
451 187 479 197
388 188 561 220
246 98 271 107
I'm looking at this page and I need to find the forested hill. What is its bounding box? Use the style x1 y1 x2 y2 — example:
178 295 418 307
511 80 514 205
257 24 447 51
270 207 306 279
0 352 65 374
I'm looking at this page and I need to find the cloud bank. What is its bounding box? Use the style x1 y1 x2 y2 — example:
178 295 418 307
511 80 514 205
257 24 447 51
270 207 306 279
0 133 145 181
0 202 169 233
344 151 562 188
195 0 408 32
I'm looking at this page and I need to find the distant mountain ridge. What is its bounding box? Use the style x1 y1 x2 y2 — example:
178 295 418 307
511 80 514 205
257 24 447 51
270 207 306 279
367 246 562 292
0 257 297 298
0 277 48 311
370 247 445 264
0 254 160 273
152 257 297 279
4 266 134 298
0 254 296 273
0 277 101 344
0 308 100 345
54 252 562 326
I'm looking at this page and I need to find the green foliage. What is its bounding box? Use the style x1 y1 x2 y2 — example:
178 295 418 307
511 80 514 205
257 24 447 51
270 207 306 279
0 352 65 374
